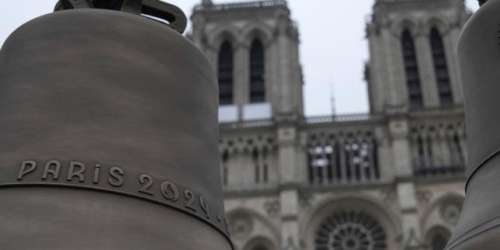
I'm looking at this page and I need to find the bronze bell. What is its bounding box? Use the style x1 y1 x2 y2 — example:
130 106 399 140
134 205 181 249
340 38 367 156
446 0 500 249
0 0 232 249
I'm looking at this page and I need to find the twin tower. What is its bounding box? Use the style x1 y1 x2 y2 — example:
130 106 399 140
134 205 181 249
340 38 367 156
0 0 499 249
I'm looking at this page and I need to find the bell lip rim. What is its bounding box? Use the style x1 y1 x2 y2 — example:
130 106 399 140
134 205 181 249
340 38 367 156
0 181 235 250
446 215 500 250
463 148 500 192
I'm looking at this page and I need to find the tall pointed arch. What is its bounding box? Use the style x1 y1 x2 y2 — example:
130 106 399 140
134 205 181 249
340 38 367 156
249 39 266 103
218 40 234 105
252 245 270 250
426 226 451 250
431 233 449 250
244 237 276 250
401 29 423 110
430 27 453 106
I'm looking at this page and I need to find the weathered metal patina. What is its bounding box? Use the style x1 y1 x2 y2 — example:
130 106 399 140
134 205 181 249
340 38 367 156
447 0 500 249
0 1 232 249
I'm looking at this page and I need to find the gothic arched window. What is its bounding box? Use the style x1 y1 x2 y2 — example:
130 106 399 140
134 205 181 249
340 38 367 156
430 28 453 106
249 39 266 103
244 237 275 250
221 150 229 185
315 210 387 250
401 29 423 110
252 148 260 183
431 234 448 250
218 41 234 105
252 245 269 250
427 227 451 250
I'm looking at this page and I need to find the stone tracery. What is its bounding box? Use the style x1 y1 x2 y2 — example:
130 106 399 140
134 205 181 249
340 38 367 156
314 210 387 250
409 120 465 177
306 128 379 185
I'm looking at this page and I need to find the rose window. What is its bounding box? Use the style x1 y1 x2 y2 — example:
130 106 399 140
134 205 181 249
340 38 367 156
228 213 254 239
439 199 463 226
315 211 387 250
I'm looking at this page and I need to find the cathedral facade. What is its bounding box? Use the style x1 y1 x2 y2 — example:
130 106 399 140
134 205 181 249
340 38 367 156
191 0 469 249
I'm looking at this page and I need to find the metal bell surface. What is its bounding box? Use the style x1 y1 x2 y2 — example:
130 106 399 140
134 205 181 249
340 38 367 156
447 0 500 249
0 1 232 249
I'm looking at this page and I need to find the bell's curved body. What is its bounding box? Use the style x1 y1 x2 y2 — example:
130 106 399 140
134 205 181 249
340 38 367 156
0 4 231 250
447 0 500 249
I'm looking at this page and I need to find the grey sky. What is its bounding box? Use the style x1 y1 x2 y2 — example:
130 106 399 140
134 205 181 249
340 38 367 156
0 0 480 116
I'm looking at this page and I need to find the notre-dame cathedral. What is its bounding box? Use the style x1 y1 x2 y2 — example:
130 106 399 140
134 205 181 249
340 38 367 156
190 0 469 249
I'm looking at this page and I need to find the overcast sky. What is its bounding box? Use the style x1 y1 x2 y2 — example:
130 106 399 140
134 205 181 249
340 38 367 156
0 0 480 116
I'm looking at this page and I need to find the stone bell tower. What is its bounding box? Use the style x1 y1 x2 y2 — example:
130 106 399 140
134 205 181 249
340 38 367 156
365 0 468 114
191 2 305 249
365 0 469 249
190 0 303 123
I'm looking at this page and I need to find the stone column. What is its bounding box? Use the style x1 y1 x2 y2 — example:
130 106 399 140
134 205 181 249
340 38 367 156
367 24 391 113
375 126 395 182
280 189 300 250
444 27 464 104
438 130 452 168
288 37 303 117
204 47 218 72
190 14 205 50
234 43 249 119
268 39 280 116
389 119 413 177
399 183 425 250
388 118 426 249
382 28 407 110
415 32 440 108
277 125 302 250
276 19 293 116
277 126 300 185
298 131 309 185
